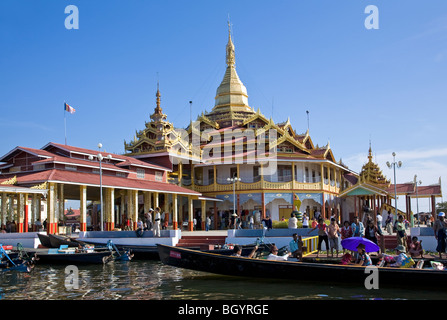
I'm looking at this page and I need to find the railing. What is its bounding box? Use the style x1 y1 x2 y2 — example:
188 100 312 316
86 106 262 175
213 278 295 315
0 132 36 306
301 236 319 257
183 180 339 193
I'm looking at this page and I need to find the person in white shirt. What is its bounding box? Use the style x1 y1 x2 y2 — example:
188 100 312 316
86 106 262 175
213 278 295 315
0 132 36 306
154 207 161 237
266 246 291 261
288 213 298 229
302 213 309 228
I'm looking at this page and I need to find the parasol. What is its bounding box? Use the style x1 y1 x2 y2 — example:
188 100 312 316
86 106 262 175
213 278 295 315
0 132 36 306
340 237 380 252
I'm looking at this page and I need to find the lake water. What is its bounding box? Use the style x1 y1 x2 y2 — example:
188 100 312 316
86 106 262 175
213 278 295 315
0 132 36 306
0 260 446 300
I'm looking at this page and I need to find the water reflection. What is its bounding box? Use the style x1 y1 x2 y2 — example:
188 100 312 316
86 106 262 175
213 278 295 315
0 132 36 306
0 260 446 300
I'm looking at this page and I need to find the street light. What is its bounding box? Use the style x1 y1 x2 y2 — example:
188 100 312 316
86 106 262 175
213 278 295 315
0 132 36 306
386 152 402 224
89 143 112 231
227 175 241 229
414 175 422 227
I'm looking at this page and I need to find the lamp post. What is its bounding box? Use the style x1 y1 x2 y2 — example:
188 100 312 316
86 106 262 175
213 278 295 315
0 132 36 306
386 152 402 224
227 175 241 229
89 143 112 231
414 175 422 227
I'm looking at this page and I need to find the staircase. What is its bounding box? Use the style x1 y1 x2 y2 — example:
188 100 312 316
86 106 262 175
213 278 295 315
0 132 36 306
176 235 227 250
379 235 411 249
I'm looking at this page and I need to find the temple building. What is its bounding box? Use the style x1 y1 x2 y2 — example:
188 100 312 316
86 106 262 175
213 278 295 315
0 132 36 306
124 27 361 229
0 142 201 233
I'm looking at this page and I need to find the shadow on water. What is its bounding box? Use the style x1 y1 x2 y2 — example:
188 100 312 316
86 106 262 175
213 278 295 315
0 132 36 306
0 260 446 300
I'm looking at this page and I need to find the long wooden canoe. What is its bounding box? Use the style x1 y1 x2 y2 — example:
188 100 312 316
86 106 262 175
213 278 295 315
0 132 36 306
157 244 447 288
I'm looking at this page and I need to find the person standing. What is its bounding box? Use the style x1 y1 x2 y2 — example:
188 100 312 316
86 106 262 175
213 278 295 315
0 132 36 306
327 218 340 257
376 212 383 234
351 216 364 238
395 215 407 249
206 216 211 231
308 218 329 257
433 212 447 259
153 207 161 237
302 213 309 228
385 211 393 234
249 215 254 230
341 221 353 254
288 212 297 229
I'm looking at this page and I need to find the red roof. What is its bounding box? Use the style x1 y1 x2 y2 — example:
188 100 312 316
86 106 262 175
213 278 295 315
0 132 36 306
14 169 200 196
43 142 170 171
386 182 442 197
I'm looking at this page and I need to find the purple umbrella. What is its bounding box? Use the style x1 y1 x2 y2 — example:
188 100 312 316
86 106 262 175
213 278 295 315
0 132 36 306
341 237 380 252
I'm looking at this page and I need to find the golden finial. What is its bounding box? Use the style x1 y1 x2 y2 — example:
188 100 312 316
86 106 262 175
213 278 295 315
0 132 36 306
226 19 235 66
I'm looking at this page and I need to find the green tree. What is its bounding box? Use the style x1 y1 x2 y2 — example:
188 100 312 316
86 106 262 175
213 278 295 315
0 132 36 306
436 201 447 212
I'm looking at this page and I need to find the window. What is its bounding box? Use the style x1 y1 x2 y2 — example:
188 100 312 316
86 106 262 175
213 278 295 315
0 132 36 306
155 172 163 182
65 165 77 171
116 172 126 178
34 164 45 171
136 169 145 179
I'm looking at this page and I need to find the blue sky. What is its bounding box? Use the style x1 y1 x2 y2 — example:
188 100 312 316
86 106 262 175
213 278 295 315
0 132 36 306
1 0 446 212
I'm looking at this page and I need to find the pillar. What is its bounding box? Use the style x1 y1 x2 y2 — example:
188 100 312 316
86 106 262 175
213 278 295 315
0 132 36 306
80 185 87 231
17 193 26 233
163 193 169 228
431 195 436 216
24 193 29 232
127 189 134 230
106 188 115 231
59 184 64 227
31 194 37 231
188 196 194 231
120 191 125 229
1 192 7 228
322 193 326 220
172 194 178 229
178 162 183 187
133 190 138 230
144 191 152 213
153 192 159 209
261 192 266 219
201 200 206 230
213 201 218 230
47 183 57 234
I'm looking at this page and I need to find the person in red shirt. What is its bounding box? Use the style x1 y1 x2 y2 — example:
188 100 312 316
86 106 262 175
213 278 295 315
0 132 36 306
308 218 329 257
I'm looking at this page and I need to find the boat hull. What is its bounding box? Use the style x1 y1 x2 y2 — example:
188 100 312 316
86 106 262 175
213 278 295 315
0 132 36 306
48 234 82 248
32 250 113 264
157 244 447 288
37 233 53 248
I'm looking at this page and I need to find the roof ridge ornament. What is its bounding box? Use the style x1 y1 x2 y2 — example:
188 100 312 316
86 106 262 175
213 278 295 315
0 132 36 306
226 20 235 67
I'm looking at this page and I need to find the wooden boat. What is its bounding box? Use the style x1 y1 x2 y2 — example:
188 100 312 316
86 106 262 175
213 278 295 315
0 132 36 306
37 233 53 248
30 240 133 264
48 234 83 248
157 244 447 288
30 245 115 264
0 245 33 273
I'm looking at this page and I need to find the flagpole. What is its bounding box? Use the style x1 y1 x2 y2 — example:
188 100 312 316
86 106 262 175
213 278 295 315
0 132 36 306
64 101 67 145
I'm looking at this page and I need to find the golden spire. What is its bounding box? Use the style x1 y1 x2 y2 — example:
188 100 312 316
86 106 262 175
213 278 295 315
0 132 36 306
226 20 235 67
155 81 162 114
150 82 167 122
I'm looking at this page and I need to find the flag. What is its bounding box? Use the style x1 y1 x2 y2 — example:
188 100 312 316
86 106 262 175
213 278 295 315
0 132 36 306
64 102 76 114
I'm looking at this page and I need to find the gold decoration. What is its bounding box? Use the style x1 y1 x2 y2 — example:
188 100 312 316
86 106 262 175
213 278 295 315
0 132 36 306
1 176 17 185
